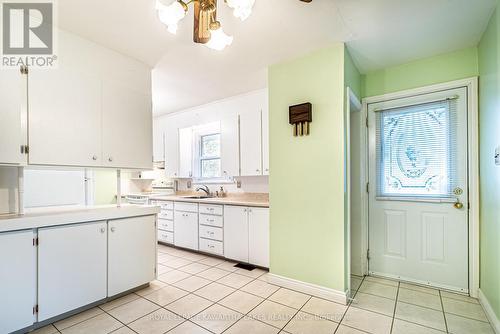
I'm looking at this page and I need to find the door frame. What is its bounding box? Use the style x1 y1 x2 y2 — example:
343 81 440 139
359 77 479 297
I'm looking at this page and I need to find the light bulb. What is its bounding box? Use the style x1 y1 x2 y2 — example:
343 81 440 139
205 26 233 51
156 0 187 34
226 0 255 21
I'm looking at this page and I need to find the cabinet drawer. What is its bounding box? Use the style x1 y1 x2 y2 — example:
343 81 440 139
199 214 223 227
199 238 223 256
175 202 198 212
199 204 223 216
158 201 174 210
199 225 223 241
158 230 174 244
159 210 173 220
158 219 174 232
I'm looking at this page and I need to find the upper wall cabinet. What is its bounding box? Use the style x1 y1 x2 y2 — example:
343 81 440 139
0 67 27 165
153 119 165 162
262 100 269 175
178 127 193 178
221 114 239 177
239 109 263 176
165 126 179 178
102 80 153 169
29 68 103 167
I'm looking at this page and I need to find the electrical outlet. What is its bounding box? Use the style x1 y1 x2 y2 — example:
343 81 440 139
496 147 500 166
187 180 192 188
236 180 242 188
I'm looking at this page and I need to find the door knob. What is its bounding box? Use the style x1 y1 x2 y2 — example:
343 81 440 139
454 200 464 210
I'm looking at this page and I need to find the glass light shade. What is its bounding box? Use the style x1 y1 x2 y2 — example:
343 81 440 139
156 0 186 34
205 27 233 51
226 0 255 21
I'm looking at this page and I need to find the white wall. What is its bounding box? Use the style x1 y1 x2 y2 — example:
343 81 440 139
0 167 18 214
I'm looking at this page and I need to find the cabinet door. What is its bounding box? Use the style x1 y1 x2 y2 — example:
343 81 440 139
102 80 153 169
165 126 179 178
153 119 165 162
221 114 239 177
38 222 107 321
239 110 262 176
108 215 156 296
249 207 270 267
28 68 102 166
223 205 249 263
262 100 269 175
0 230 35 334
178 127 193 178
174 210 199 250
0 67 27 165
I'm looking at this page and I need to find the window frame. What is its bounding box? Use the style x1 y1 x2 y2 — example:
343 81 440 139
198 133 222 179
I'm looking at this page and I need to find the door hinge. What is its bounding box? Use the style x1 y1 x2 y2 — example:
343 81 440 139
33 237 39 246
367 249 370 260
366 182 369 193
33 304 38 314
366 117 369 127
20 65 29 75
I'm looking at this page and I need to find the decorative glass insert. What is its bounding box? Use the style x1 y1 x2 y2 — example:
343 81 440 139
376 99 457 198
200 134 221 178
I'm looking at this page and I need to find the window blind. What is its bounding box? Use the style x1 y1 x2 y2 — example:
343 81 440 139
375 98 459 199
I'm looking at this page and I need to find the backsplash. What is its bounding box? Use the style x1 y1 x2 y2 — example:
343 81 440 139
177 176 269 194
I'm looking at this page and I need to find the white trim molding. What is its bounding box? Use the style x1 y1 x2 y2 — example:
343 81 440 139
361 77 480 296
268 273 348 305
478 289 500 334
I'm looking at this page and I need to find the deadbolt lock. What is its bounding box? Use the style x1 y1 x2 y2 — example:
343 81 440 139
453 187 463 196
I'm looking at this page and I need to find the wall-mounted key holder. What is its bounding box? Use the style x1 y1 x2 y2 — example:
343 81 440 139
289 102 312 136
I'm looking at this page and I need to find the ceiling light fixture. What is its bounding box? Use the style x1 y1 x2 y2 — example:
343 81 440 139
156 0 312 51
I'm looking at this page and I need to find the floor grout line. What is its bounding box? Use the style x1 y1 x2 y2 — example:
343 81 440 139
389 281 400 333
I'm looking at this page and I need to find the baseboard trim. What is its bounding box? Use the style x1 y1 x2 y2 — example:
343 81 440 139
478 289 500 334
267 273 348 305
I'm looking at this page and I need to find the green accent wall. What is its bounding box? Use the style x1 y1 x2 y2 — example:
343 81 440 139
269 44 347 292
93 170 117 205
362 47 479 97
478 1 500 320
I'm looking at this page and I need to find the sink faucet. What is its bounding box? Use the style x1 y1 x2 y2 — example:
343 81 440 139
196 185 210 197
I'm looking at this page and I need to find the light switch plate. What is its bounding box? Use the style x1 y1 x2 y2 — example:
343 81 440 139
495 147 500 166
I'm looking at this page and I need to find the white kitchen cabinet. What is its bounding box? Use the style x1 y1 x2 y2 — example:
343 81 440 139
0 230 35 334
239 109 263 176
221 114 239 177
223 206 249 263
165 126 179 178
38 221 107 321
0 67 27 165
28 68 103 167
178 127 193 178
248 207 270 267
108 215 156 296
102 80 153 169
174 208 199 250
153 119 165 162
262 100 269 175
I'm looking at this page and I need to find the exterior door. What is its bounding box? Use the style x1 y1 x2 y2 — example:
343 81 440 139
368 87 469 293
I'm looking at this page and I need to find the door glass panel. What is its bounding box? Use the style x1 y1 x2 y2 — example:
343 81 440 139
376 99 458 199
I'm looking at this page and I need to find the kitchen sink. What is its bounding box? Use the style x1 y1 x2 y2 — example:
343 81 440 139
181 195 213 199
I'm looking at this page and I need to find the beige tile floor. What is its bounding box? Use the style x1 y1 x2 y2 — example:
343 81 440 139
31 244 495 334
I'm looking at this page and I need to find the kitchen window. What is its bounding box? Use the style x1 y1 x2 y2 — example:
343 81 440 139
199 133 221 179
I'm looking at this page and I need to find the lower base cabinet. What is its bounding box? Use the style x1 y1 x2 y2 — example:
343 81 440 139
38 221 108 321
0 230 36 334
174 210 199 251
224 206 269 267
108 215 156 296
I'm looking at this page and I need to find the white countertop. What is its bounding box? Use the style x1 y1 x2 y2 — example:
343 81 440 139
149 195 269 208
0 204 160 233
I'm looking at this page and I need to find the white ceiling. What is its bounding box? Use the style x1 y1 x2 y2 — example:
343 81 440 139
57 0 496 115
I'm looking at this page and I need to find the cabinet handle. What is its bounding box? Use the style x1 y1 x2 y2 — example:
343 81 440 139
110 227 116 232
108 157 113 162
256 169 260 172
243 208 247 212
265 168 269 172
92 155 98 161
100 227 105 233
